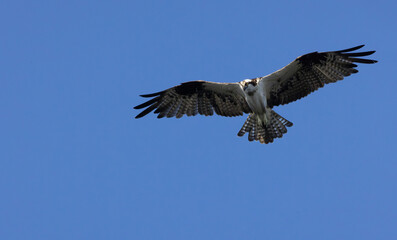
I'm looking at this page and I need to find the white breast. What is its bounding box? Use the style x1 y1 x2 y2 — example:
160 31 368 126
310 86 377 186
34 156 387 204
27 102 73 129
244 84 267 114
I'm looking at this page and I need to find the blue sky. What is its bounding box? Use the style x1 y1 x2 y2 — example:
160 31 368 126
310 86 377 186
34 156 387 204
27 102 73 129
1 0 397 239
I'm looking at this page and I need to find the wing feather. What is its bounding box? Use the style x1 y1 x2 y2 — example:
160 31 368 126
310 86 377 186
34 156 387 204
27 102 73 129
134 81 251 118
266 45 377 107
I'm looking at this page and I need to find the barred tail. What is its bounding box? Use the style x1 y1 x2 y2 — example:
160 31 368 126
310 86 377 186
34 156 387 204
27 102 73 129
237 110 293 144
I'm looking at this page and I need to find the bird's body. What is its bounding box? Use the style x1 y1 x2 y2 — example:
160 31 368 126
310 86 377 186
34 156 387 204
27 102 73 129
243 79 267 113
134 45 377 144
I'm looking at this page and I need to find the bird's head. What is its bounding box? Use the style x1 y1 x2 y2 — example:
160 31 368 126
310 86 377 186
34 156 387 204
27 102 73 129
242 78 258 95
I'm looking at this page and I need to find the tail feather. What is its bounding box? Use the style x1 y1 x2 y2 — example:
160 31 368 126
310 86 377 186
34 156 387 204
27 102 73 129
238 113 256 141
238 110 293 144
270 120 282 138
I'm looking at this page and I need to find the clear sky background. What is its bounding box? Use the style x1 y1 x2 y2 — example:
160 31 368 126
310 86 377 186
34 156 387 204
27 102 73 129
1 0 397 239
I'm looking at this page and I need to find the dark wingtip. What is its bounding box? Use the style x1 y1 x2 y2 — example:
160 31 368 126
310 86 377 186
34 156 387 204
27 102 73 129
334 45 365 53
140 91 164 98
347 57 378 64
335 45 377 64
134 103 159 119
134 97 160 110
134 108 146 118
134 89 166 118
344 50 376 57
134 111 144 119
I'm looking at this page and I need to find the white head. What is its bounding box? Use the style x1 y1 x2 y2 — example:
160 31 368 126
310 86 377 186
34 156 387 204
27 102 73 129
242 78 258 95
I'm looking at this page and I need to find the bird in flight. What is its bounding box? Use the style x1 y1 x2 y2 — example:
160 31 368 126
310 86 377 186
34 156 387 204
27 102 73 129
134 45 377 144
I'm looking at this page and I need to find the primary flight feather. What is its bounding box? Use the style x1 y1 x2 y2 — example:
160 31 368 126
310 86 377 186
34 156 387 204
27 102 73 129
134 45 377 144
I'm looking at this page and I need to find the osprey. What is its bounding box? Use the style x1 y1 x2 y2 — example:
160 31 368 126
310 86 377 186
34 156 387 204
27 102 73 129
134 45 377 144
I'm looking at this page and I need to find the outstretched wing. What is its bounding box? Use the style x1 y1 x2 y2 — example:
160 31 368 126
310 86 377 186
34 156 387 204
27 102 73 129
134 81 251 118
264 45 377 108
